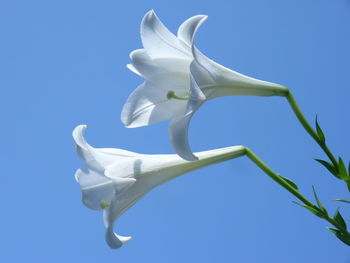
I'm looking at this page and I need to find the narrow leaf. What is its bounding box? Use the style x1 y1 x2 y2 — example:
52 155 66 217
333 199 350 204
327 227 340 235
327 227 350 246
338 157 348 180
312 186 328 216
292 201 323 217
345 178 350 191
315 159 338 177
346 180 350 192
334 209 347 230
280 175 298 190
315 115 326 144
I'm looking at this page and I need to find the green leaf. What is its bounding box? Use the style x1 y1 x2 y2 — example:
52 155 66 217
315 159 338 177
315 115 325 144
312 186 328 216
327 227 350 246
292 201 323 217
333 199 350 204
338 157 349 180
346 180 350 192
327 227 340 235
334 209 347 230
279 175 298 190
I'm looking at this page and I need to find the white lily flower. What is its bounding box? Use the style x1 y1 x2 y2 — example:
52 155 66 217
73 125 245 249
121 10 288 161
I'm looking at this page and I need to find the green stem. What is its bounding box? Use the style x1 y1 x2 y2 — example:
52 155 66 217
324 215 348 234
244 147 349 237
244 147 315 207
285 91 338 167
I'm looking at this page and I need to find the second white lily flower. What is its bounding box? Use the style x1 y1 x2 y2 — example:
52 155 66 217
121 10 288 161
73 125 245 249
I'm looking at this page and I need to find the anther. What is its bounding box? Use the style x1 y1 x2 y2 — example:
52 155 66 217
99 200 111 209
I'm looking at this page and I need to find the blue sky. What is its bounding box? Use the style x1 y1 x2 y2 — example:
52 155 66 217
1 0 350 262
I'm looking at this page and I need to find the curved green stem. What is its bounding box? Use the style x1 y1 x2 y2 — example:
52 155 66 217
324 215 348 234
243 147 350 240
285 91 338 167
244 147 315 207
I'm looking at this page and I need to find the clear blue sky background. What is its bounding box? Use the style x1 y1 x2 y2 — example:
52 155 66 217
1 0 350 262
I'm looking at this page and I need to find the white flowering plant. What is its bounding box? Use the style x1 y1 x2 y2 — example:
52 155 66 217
73 10 350 249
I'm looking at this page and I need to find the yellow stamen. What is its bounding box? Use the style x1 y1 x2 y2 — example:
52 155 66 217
99 200 111 209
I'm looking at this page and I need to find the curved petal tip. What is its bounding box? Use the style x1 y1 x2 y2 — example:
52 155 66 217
120 106 139 128
126 63 140 75
169 115 198 161
72 125 88 149
142 9 157 25
105 228 132 249
178 15 208 47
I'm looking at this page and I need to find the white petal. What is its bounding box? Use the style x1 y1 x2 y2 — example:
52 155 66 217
75 168 116 210
111 177 136 192
153 57 191 74
73 125 93 162
126 64 141 76
137 145 246 187
129 49 161 79
73 125 138 169
121 81 187 128
103 193 137 249
105 225 132 249
141 10 190 59
169 75 206 161
191 47 287 98
189 48 215 86
129 49 191 80
187 74 206 110
105 161 138 189
177 15 208 47
105 159 141 179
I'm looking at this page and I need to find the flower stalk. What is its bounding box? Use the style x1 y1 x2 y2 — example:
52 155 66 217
243 147 350 245
285 91 338 167
285 90 350 191
244 147 314 207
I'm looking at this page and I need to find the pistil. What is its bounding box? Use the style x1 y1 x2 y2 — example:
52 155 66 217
167 90 189 101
